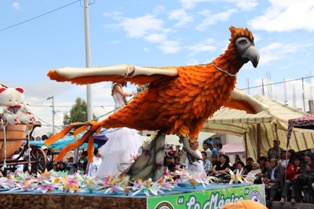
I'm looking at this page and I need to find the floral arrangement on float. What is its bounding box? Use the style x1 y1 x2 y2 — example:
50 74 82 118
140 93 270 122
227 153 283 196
0 168 240 196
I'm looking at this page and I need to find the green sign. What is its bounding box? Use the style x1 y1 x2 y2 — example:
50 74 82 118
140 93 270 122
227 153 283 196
148 184 265 209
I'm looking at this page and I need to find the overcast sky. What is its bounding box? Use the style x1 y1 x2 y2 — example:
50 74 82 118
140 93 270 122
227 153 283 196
1 0 314 136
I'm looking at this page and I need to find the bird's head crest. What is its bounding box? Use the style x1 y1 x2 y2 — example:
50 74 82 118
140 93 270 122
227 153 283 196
229 26 254 43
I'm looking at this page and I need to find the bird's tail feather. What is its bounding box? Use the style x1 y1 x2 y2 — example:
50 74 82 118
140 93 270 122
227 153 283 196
45 121 102 162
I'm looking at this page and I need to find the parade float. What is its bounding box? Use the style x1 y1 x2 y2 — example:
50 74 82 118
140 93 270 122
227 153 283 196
0 27 266 209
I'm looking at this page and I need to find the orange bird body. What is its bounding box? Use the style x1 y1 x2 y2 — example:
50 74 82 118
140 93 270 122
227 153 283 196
46 26 259 162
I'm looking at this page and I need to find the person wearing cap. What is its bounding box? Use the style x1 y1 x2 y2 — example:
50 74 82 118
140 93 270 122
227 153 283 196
41 146 52 171
208 141 219 157
245 162 261 184
86 148 102 178
291 150 314 203
222 200 267 209
267 140 284 161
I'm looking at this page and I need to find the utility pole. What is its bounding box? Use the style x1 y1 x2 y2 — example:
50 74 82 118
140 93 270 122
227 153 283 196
47 96 55 135
84 0 92 121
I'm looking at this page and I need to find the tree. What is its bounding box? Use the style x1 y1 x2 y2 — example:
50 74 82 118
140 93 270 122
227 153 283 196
63 97 97 126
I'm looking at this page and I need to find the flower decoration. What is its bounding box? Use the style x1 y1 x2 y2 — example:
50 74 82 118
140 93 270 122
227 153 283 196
131 178 163 196
37 182 56 193
180 171 209 188
205 175 219 184
0 177 15 188
100 174 126 194
156 162 163 170
142 148 151 158
83 178 98 193
37 170 51 184
157 178 174 191
62 176 80 193
13 171 37 191
235 169 248 184
129 154 139 162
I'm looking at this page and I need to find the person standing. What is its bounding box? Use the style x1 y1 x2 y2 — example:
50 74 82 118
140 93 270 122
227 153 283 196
96 82 141 178
185 140 204 173
202 141 212 161
201 151 212 175
41 146 52 171
267 140 284 161
86 148 102 178
208 141 219 157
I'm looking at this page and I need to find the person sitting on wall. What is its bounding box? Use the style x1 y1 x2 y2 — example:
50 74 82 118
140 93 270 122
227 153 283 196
291 150 314 204
245 162 262 184
262 158 283 201
280 153 302 204
211 154 231 181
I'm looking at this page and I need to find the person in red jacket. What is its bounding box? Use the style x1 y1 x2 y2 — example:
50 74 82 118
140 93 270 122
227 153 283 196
280 154 302 203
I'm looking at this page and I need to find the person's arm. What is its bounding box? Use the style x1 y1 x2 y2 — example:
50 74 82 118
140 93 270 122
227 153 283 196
286 164 293 179
114 84 135 97
212 164 218 174
272 167 283 183
220 164 230 173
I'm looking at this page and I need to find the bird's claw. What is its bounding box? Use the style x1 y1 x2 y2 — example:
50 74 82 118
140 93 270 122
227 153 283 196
180 136 202 161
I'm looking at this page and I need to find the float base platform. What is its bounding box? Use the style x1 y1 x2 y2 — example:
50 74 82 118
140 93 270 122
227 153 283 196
0 183 265 209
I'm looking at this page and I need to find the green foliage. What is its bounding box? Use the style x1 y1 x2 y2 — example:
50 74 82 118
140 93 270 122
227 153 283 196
63 97 97 126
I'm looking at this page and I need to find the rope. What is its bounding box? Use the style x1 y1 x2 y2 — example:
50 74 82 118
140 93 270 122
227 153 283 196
210 62 237 77
25 126 32 172
0 120 8 171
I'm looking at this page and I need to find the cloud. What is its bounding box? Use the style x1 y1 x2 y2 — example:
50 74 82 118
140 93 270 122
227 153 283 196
144 33 167 43
187 38 217 55
258 42 298 65
158 40 182 54
178 0 257 10
248 0 314 32
117 15 168 38
11 2 20 10
196 9 238 31
178 0 211 9
168 9 193 27
153 5 166 14
227 0 258 11
113 14 184 54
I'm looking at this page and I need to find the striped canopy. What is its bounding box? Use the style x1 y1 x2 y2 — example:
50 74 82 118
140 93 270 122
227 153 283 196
202 94 314 159
287 114 314 146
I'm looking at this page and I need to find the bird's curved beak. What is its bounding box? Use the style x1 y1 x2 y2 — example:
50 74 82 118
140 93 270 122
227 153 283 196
242 45 260 68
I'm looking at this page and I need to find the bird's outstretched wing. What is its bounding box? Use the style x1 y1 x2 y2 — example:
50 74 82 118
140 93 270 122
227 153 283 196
223 88 268 114
47 64 178 85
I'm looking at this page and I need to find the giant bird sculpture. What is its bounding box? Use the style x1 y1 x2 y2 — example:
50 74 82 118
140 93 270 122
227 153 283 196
45 26 260 181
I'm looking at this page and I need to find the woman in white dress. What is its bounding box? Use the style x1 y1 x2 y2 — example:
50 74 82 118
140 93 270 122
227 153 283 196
96 82 142 178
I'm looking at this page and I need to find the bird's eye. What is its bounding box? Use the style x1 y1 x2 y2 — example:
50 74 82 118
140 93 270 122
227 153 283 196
239 39 247 44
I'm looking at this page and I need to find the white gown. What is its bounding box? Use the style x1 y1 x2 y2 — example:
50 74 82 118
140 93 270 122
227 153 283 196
96 91 142 179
